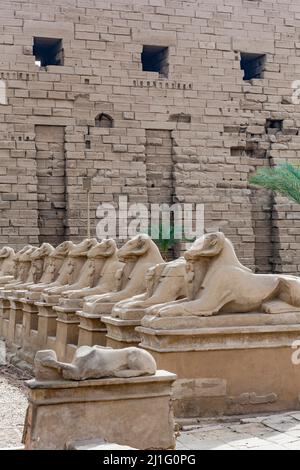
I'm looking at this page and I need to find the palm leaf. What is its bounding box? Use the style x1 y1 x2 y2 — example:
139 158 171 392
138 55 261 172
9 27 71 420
250 163 300 204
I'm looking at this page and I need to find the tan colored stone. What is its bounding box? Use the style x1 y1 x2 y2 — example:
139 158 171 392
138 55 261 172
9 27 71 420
104 256 187 346
111 257 187 320
34 345 157 381
23 371 176 450
80 234 164 316
41 239 97 300
0 246 15 283
150 232 300 318
57 238 123 309
138 311 300 418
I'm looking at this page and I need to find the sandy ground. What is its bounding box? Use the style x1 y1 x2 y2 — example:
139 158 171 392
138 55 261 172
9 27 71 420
0 367 30 448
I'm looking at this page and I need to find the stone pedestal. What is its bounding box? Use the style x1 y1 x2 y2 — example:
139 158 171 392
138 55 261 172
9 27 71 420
0 297 12 339
6 296 25 350
54 306 80 362
77 302 114 347
57 297 84 310
36 302 58 351
18 300 40 363
77 312 107 347
23 371 176 450
137 312 300 419
103 315 141 349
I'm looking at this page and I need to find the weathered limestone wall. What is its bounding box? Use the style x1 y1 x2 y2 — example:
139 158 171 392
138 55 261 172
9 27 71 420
36 125 66 245
0 0 300 272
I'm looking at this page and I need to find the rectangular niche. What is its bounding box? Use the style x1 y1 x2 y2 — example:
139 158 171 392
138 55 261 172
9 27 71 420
142 46 169 78
35 125 66 245
33 37 64 67
240 53 266 80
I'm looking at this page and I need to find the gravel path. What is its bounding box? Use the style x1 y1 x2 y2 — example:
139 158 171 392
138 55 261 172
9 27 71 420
0 342 31 449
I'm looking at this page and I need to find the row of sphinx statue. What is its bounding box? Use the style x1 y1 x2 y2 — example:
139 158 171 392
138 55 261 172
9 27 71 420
1 232 300 319
2 232 300 381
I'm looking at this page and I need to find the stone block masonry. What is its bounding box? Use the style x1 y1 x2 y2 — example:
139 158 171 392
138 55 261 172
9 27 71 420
0 0 300 273
36 125 66 245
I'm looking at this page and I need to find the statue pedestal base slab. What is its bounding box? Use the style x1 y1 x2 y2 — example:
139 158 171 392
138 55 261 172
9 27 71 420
0 298 10 339
23 371 176 450
77 312 107 347
103 315 141 349
53 306 80 362
77 303 114 347
137 312 300 418
0 295 14 338
17 300 40 363
36 302 58 352
6 297 25 351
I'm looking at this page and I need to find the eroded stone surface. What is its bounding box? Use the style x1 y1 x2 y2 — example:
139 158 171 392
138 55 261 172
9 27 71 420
24 369 176 450
111 257 187 320
1 345 300 450
57 238 123 309
34 346 157 381
149 232 300 318
81 234 164 316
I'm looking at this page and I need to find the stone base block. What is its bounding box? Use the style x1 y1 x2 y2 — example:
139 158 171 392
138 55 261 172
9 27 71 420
42 293 61 305
137 312 300 418
1 290 16 300
23 371 176 450
12 290 28 300
25 291 43 302
57 298 84 310
18 300 40 363
1 318 9 340
77 311 107 347
6 298 24 350
103 315 141 349
0 298 12 339
36 302 58 350
46 335 56 351
54 307 80 361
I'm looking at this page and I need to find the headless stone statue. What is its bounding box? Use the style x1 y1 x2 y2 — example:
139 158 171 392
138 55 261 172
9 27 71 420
81 234 164 316
112 257 187 320
149 232 300 318
34 346 157 381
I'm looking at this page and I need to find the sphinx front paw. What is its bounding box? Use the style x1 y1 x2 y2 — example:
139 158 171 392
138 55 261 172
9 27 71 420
111 309 120 318
157 306 183 317
66 291 77 299
145 305 160 316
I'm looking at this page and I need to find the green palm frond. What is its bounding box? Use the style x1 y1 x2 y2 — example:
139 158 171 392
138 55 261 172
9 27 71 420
145 221 195 253
249 163 300 205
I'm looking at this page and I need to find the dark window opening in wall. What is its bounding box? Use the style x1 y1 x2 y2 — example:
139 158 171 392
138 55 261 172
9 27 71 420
266 119 283 133
33 37 64 67
141 46 169 78
231 144 266 159
240 53 266 80
169 113 191 123
95 113 113 128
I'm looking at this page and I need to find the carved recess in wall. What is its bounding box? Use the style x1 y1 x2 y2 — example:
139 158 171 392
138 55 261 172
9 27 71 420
132 79 193 90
